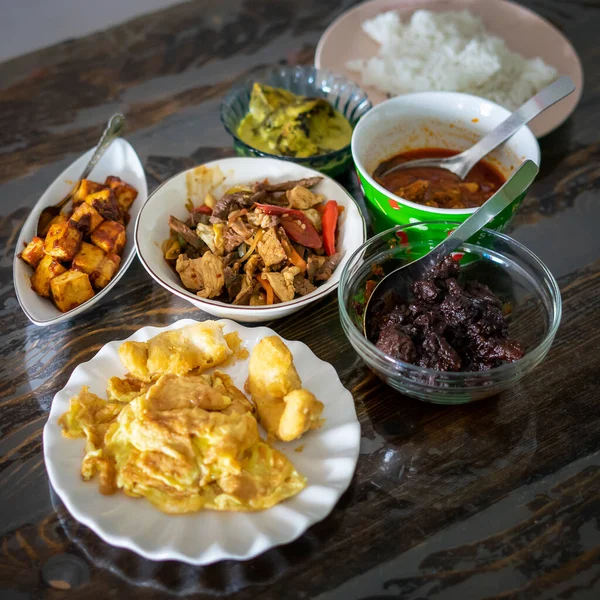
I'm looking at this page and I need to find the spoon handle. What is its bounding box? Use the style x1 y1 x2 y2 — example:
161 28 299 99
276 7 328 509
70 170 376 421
456 76 575 179
78 114 126 181
425 160 539 265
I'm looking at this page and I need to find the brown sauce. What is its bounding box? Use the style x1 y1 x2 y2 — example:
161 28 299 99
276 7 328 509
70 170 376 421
374 148 506 209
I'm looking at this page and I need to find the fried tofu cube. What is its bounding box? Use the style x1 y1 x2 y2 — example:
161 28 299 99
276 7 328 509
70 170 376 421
69 202 104 235
105 176 138 219
72 179 107 205
115 184 138 213
31 254 67 297
19 237 45 268
112 182 138 214
49 213 68 227
105 176 122 189
44 221 83 261
38 212 68 238
72 241 105 274
50 270 95 312
90 221 126 254
91 253 121 289
85 189 120 221
71 242 121 288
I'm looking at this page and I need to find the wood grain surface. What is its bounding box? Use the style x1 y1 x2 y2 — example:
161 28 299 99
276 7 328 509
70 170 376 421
1 0 599 598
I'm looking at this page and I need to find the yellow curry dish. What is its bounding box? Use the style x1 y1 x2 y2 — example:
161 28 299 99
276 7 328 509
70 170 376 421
236 83 353 158
58 322 324 514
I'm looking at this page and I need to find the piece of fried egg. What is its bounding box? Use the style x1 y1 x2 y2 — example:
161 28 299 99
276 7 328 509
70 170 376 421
118 322 238 381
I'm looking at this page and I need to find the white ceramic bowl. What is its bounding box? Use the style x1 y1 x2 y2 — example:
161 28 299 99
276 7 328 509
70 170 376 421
13 139 147 326
351 92 540 231
135 157 367 323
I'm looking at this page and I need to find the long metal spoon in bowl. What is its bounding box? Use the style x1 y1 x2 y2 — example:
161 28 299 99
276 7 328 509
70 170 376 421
363 159 539 337
378 76 575 180
36 113 125 237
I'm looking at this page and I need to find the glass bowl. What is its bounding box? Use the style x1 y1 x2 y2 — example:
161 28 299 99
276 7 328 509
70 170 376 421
338 222 562 404
220 65 372 178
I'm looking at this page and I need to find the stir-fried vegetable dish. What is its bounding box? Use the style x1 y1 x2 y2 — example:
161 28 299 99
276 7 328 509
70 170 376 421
237 83 353 158
164 177 343 305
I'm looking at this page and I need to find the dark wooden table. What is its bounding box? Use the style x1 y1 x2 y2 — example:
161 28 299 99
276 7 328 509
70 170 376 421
1 0 599 598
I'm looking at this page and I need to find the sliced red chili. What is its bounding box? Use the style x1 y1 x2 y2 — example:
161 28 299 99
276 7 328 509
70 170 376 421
255 203 322 249
193 204 212 214
321 200 338 256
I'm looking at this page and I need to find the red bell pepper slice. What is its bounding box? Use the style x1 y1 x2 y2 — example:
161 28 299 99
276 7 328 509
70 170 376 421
254 203 322 249
321 200 338 256
193 204 212 214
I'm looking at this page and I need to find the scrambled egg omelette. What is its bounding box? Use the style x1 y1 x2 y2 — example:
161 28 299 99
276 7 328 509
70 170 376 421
59 322 312 514
246 336 324 442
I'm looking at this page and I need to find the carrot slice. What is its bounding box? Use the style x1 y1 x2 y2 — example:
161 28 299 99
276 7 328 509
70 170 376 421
281 237 307 272
257 275 275 305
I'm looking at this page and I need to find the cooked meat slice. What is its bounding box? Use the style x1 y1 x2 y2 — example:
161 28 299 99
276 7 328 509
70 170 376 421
222 252 239 267
262 272 295 302
257 227 287 267
307 255 326 282
260 266 300 302
282 265 301 279
256 176 323 193
169 216 203 250
211 192 252 221
395 180 429 203
315 252 342 281
286 186 323 210
430 187 464 209
229 218 256 240
233 274 253 305
223 226 245 253
246 212 281 229
281 266 302 300
176 254 204 290
196 251 225 299
293 275 317 296
224 264 238 286
211 190 267 222
293 243 306 259
224 265 242 300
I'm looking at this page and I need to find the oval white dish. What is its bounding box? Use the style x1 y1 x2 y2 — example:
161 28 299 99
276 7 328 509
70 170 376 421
135 157 367 323
13 138 147 326
43 318 361 565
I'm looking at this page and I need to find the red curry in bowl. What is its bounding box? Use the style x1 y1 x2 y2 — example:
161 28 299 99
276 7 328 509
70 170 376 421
373 148 505 210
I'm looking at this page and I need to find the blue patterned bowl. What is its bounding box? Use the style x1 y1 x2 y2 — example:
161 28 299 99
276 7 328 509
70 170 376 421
220 65 371 177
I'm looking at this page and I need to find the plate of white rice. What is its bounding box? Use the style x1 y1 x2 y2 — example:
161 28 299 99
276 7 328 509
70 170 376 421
315 0 583 137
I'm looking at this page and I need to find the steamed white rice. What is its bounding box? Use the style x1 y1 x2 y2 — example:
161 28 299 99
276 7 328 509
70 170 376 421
346 9 557 110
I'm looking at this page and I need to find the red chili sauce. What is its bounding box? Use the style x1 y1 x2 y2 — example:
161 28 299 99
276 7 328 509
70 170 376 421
373 148 506 209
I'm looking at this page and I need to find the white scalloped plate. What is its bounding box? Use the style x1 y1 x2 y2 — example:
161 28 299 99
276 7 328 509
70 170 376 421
43 319 360 565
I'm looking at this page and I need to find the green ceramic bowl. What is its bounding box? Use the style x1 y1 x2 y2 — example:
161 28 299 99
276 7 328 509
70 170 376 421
351 92 540 233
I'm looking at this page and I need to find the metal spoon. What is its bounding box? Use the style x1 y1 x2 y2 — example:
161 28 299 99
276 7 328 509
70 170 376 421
378 76 574 180
363 160 539 337
36 113 126 237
